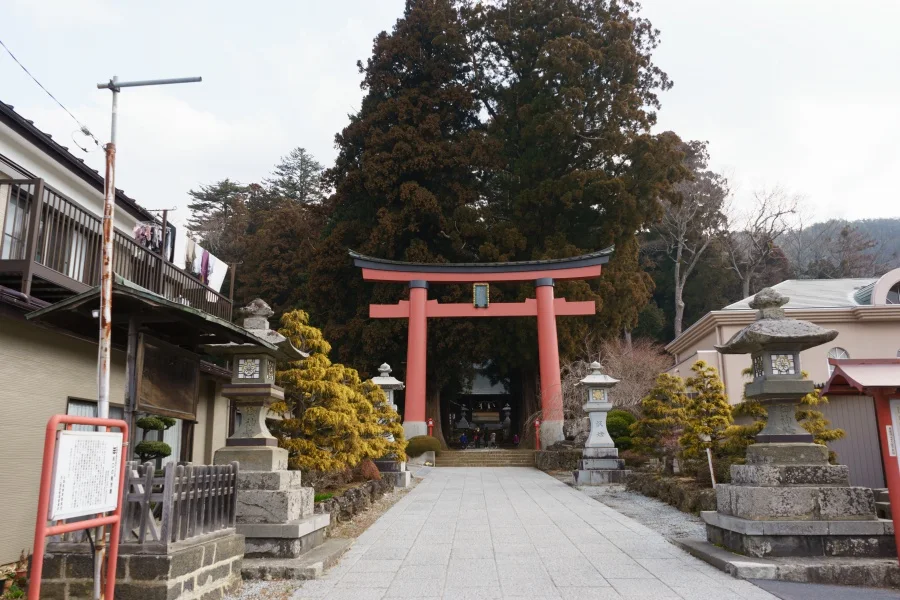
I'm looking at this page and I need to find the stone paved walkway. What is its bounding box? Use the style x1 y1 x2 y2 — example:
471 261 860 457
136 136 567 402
290 467 779 600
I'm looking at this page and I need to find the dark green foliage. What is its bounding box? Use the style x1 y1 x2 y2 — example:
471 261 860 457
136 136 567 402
607 409 636 451
314 492 334 502
406 435 441 458
136 416 175 431
135 415 176 463
134 440 172 463
303 0 688 446
265 147 326 205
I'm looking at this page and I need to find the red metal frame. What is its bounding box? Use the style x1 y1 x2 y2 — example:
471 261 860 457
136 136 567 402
29 415 129 600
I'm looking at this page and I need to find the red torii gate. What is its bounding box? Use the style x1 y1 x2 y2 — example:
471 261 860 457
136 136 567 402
351 249 611 447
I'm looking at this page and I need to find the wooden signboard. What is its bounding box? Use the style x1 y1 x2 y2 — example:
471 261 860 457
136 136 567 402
136 334 200 420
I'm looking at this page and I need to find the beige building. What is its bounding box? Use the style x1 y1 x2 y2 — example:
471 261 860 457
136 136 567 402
666 271 900 489
0 102 244 564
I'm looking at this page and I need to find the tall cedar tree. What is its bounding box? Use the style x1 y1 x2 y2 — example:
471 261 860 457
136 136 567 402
307 0 687 442
468 0 687 413
630 373 687 474
306 0 494 445
679 360 733 461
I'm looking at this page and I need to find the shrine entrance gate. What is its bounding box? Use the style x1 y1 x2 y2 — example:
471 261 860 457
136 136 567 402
351 249 611 447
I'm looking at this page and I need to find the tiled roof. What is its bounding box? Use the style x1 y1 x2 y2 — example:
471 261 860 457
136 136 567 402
723 278 879 310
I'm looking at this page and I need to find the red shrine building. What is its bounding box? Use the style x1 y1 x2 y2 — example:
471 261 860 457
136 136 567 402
351 249 612 447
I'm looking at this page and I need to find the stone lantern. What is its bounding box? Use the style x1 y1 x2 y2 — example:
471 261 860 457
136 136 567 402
573 362 631 485
208 299 332 563
371 362 411 488
372 363 404 433
699 288 893 560
717 288 835 444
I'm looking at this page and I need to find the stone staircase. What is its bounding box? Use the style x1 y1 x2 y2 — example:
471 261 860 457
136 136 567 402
435 449 536 467
875 488 891 519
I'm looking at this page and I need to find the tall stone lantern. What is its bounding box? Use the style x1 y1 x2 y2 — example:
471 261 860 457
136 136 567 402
207 299 331 563
701 288 894 559
573 362 631 485
371 362 411 488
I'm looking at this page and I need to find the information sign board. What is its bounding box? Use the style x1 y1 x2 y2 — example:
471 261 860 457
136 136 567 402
49 430 123 520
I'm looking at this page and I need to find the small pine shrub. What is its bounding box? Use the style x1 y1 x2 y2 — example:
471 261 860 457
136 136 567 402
607 409 636 450
355 458 382 482
406 435 441 457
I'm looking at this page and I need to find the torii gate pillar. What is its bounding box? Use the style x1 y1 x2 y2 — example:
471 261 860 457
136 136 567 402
535 278 564 445
404 281 429 438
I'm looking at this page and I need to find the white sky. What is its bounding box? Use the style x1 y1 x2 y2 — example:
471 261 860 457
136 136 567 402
2 0 898 226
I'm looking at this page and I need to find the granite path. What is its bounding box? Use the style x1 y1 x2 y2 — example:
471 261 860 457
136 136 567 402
288 467 779 600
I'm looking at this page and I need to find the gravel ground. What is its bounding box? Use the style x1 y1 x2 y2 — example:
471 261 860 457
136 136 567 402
546 470 707 540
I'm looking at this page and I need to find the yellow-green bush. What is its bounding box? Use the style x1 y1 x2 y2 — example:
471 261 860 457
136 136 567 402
272 309 406 473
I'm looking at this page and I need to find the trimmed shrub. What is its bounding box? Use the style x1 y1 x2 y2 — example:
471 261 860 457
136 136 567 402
406 435 441 457
314 492 334 502
354 458 382 481
607 409 636 450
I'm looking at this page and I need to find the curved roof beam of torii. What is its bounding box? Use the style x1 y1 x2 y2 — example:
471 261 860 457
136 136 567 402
350 248 613 283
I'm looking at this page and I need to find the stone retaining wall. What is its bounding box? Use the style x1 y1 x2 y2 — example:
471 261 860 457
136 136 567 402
626 472 716 514
38 532 244 600
314 479 392 533
535 450 582 471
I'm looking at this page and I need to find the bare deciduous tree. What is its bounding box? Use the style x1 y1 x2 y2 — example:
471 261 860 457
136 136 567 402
725 187 799 298
559 336 673 431
651 140 728 336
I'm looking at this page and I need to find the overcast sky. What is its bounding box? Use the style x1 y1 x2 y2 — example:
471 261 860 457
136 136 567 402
3 0 898 228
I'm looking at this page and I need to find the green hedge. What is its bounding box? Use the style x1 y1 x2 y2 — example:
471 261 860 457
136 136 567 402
406 435 441 458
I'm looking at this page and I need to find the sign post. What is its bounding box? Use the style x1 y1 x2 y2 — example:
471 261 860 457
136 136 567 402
30 415 128 600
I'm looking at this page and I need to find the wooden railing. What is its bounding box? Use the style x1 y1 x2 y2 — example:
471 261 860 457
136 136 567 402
0 178 233 319
120 461 239 548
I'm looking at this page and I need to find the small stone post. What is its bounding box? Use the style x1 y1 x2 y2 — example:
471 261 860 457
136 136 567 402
573 362 631 485
706 288 894 558
208 299 330 562
372 363 411 488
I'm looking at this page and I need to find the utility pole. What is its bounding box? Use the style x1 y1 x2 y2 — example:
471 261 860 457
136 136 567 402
94 74 200 600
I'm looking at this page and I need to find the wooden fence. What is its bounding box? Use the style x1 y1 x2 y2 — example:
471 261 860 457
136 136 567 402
119 461 239 547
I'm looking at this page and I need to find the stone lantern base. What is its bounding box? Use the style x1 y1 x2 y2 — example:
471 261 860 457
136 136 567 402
704 443 895 558
573 447 632 485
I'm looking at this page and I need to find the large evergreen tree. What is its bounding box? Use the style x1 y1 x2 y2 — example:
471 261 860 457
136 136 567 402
305 0 688 444
306 0 494 444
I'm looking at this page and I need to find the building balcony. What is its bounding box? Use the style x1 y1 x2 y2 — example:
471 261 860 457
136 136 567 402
0 178 232 319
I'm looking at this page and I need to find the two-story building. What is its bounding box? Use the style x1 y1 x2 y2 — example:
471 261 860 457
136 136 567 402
0 101 250 564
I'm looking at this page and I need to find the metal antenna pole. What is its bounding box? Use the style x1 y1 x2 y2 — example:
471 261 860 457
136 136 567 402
94 74 201 600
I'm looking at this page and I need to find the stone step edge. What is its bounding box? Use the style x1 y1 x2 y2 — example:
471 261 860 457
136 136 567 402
241 538 353 581
674 538 900 587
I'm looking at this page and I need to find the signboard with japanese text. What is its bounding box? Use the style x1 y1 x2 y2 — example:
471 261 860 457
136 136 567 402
48 430 123 520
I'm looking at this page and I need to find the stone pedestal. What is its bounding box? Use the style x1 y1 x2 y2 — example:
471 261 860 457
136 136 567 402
215 449 330 559
374 459 412 488
572 398 631 485
705 443 895 558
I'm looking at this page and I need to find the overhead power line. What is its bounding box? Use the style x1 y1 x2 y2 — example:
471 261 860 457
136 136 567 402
0 37 102 149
